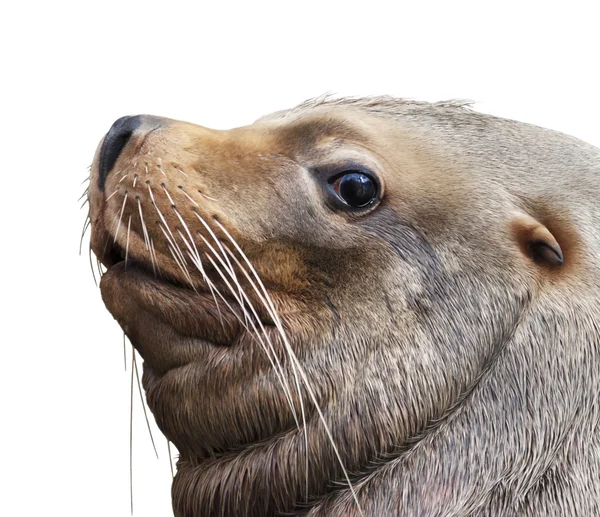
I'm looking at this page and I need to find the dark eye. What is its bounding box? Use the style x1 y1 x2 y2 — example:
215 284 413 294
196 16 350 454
331 172 378 208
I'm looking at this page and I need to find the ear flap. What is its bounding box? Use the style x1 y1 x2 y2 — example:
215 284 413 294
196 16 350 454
511 213 564 267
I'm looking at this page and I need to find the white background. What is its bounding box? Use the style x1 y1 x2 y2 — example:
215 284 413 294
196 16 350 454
1 1 598 516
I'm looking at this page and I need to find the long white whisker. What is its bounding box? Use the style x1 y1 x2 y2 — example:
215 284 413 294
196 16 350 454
194 214 245 324
203 252 300 428
211 228 309 495
137 198 151 251
88 245 98 287
178 186 198 207
78 187 89 203
149 238 159 276
164 241 195 288
216 221 361 512
106 188 120 202
219 242 310 496
125 216 132 268
148 184 190 272
130 346 135 516
167 440 175 479
197 190 217 202
180 252 249 331
96 257 105 280
172 206 202 267
123 333 127 371
174 228 226 329
113 192 129 244
137 198 159 275
133 349 159 459
79 215 91 255
161 184 176 206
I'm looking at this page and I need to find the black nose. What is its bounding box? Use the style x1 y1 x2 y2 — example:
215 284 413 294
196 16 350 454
98 115 144 189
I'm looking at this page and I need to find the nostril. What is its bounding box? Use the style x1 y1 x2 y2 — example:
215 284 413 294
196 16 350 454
98 115 144 190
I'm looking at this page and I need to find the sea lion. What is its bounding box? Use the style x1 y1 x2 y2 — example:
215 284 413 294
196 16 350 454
87 97 600 516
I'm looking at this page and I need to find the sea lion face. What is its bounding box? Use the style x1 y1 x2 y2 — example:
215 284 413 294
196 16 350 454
88 98 587 516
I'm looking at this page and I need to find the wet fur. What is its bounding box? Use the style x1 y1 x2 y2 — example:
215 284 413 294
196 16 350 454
88 97 600 516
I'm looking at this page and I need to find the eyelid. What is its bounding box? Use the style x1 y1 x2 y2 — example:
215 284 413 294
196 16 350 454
313 161 375 179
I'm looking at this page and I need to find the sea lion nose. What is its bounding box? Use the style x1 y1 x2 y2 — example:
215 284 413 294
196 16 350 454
98 115 163 189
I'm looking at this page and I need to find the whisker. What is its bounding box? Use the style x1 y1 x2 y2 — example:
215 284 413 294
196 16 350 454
161 184 176 206
88 245 98 287
123 333 127 371
113 192 129 244
214 243 310 492
106 189 120 202
172 206 202 267
216 222 361 511
125 216 132 267
166 244 196 288
163 186 214 290
178 186 199 207
138 199 157 274
133 349 159 459
96 257 105 280
147 183 190 270
149 238 159 276
180 247 228 336
158 225 193 283
137 198 151 251
130 346 135 516
78 187 89 203
203 252 299 428
194 215 244 316
197 190 217 202
79 215 91 256
167 440 175 479
175 229 210 286
150 216 192 285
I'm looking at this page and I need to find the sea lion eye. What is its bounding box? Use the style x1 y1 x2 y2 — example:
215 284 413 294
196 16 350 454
331 172 378 208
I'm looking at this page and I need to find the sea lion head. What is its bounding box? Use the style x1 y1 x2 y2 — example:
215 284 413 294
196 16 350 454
87 97 600 516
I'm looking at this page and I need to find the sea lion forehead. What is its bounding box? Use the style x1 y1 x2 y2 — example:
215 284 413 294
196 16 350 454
250 105 378 158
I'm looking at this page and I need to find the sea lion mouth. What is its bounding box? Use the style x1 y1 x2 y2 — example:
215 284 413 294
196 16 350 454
95 222 281 375
98 235 191 291
101 239 127 269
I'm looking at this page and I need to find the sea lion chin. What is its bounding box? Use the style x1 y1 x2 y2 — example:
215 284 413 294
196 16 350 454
86 97 600 516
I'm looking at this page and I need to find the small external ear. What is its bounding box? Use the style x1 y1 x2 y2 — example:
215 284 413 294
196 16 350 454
511 213 564 266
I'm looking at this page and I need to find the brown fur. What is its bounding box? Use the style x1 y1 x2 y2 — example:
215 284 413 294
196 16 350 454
87 97 600 516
